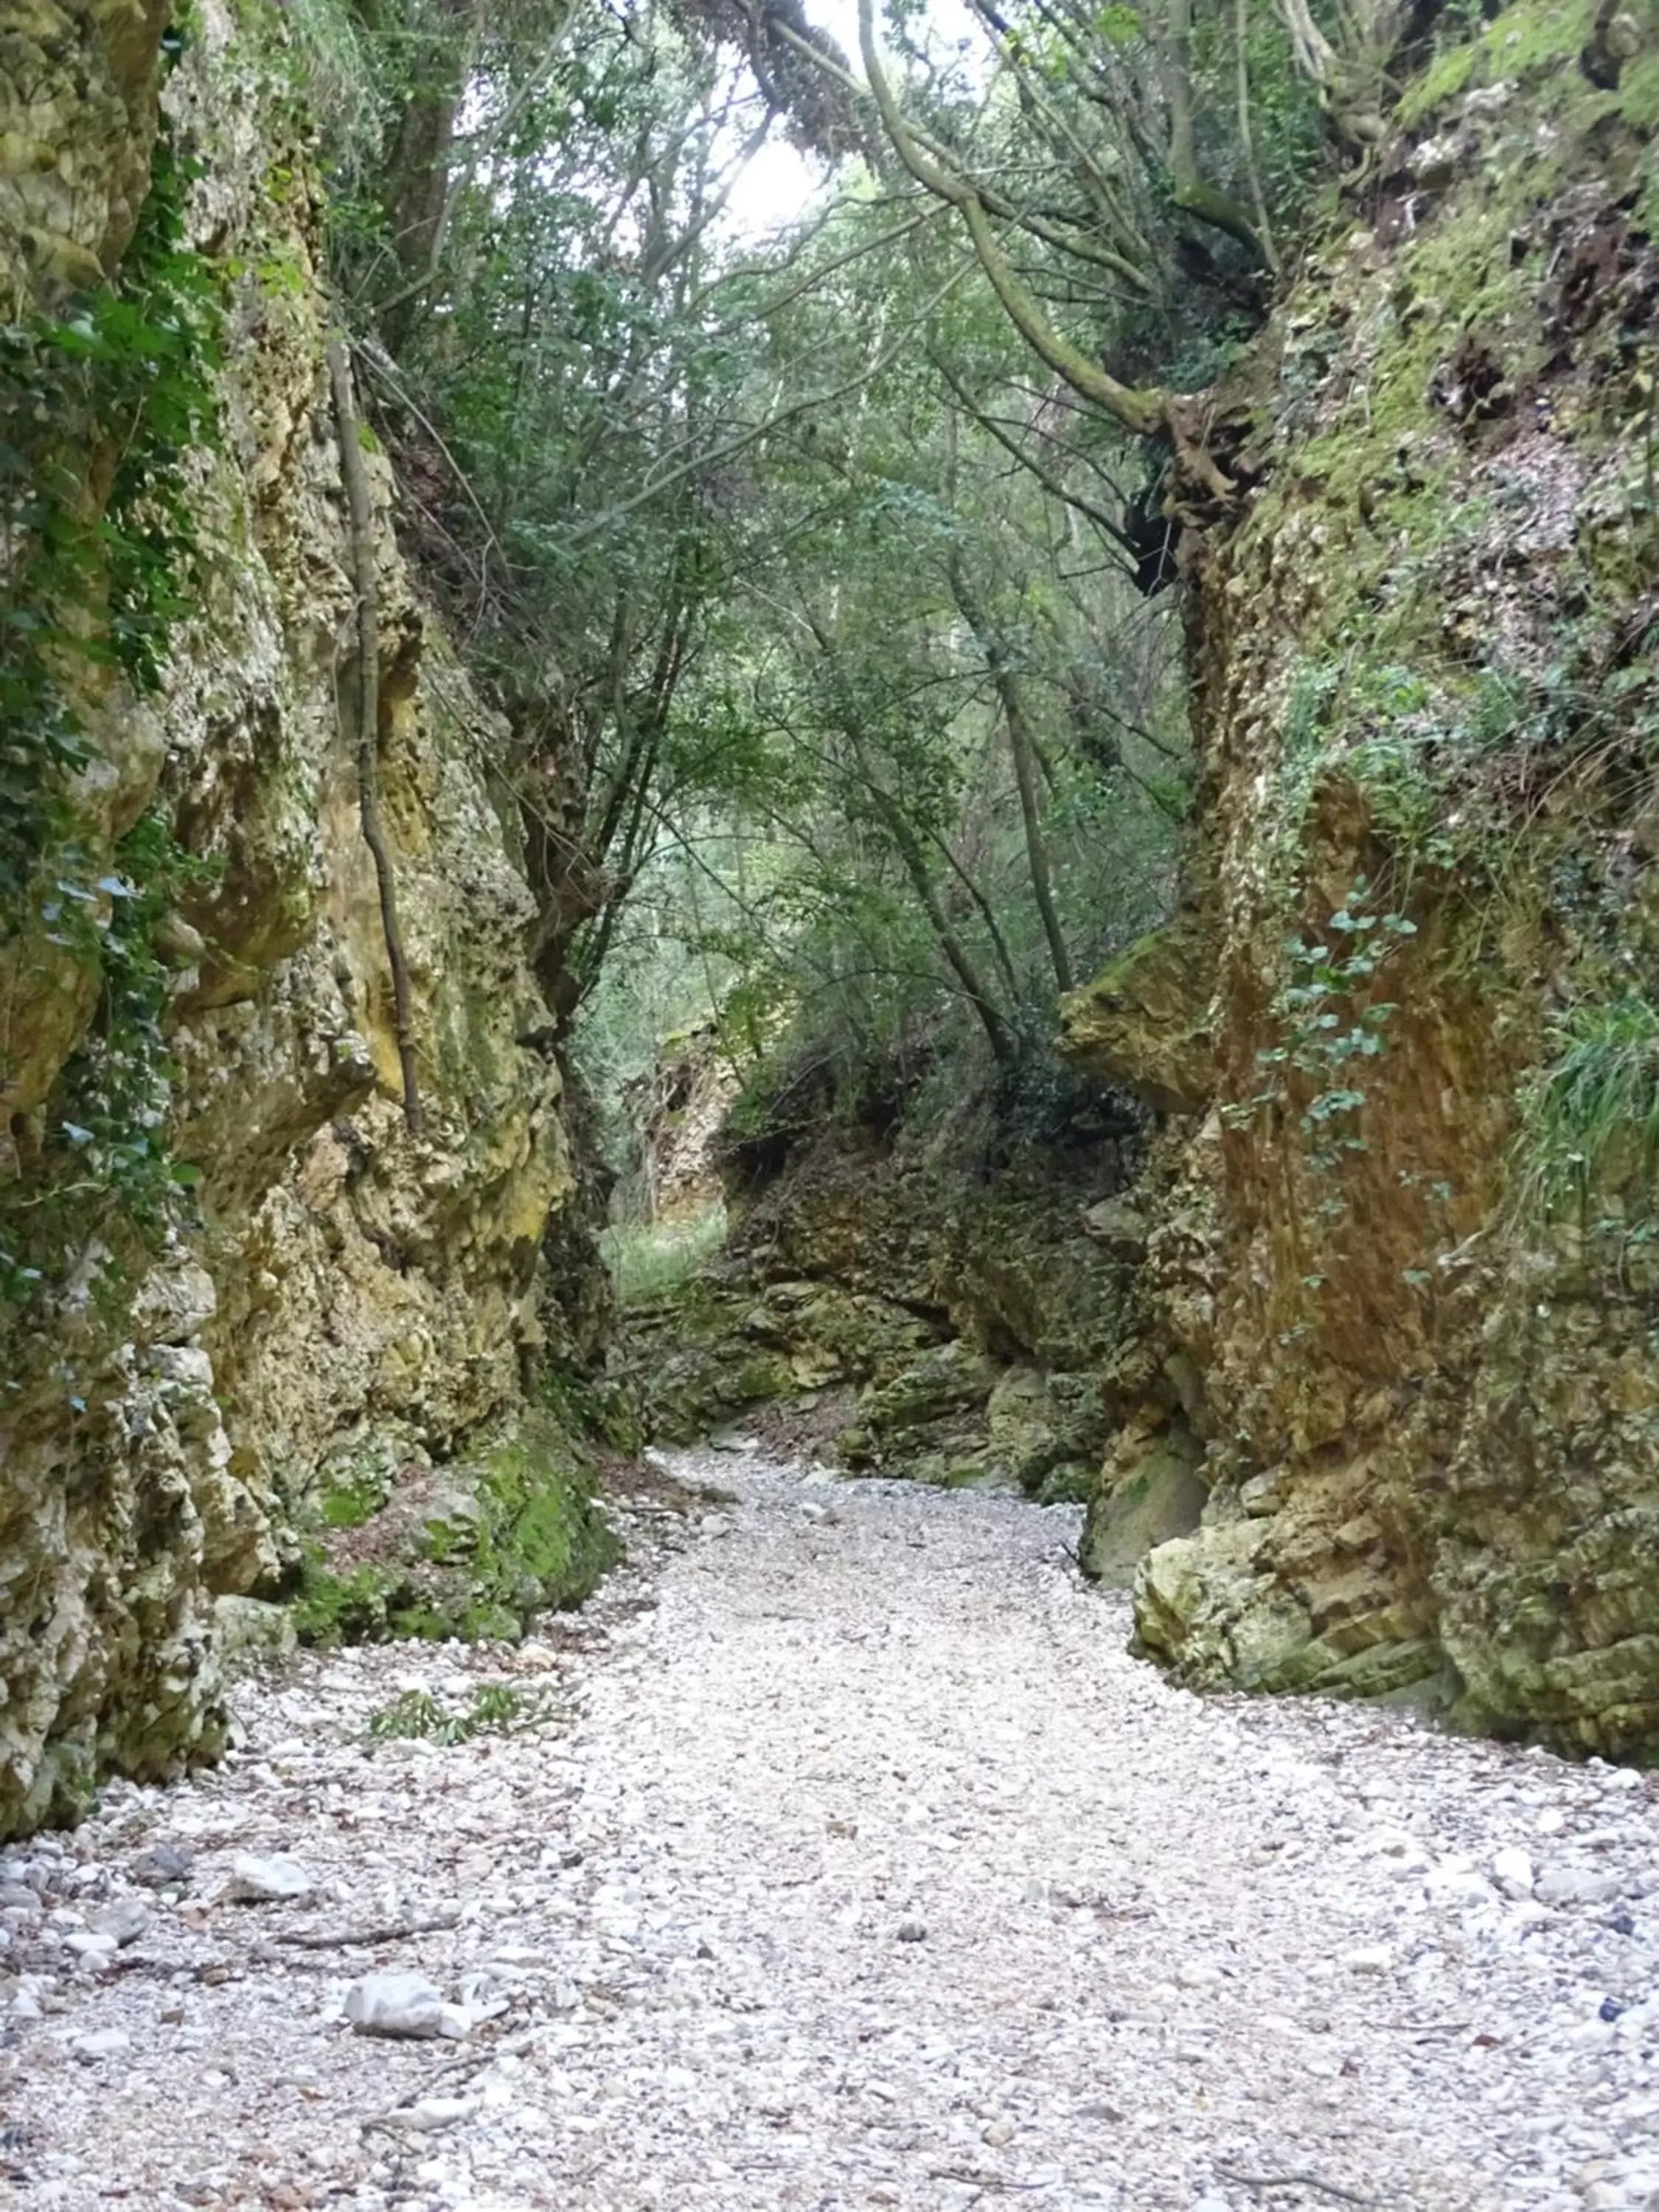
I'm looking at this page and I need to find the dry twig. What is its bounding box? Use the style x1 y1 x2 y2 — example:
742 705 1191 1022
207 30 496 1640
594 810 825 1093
1217 2165 1384 2208
926 2169 1047 2193
276 1909 462 1951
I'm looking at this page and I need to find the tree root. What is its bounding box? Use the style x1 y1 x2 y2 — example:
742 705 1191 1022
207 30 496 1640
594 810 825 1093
327 335 422 1133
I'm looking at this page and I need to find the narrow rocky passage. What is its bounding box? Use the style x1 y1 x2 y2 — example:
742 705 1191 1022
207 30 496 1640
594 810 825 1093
4 1458 1656 2212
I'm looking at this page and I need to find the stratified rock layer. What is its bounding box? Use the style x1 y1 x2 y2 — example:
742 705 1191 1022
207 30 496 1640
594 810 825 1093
0 4 608 1837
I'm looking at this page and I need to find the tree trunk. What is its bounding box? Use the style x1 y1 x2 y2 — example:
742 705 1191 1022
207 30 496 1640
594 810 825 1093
947 556 1074 997
845 728 1016 1066
375 0 476 353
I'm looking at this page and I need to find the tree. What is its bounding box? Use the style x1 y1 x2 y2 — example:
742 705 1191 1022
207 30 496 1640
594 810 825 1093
293 0 1464 1105
716 0 1447 479
579 192 1189 1108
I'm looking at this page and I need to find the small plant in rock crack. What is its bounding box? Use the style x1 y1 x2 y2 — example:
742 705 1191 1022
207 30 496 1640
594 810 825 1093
1242 883 1417 1162
368 1683 567 1746
1394 1165 1461 1296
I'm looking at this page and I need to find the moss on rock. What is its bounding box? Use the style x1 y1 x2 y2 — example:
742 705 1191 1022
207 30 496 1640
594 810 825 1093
622 1271 939 1445
1060 919 1218 1114
291 1414 618 1648
1084 1426 1208 1588
619 1090 1160 1515
1089 0 1659 1753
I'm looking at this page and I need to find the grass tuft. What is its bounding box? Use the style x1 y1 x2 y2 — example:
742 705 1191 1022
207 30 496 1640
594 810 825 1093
367 1682 566 1745
1514 996 1659 1225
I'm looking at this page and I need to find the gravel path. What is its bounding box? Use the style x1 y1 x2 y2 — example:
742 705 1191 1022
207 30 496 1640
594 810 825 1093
4 1452 1658 2211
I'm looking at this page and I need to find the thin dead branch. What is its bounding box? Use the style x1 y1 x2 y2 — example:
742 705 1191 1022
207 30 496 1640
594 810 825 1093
1217 2165 1386 2208
276 1910 464 1951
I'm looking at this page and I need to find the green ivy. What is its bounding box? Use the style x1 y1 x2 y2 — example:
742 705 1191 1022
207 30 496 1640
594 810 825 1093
1228 879 1417 1194
55 814 216 1215
0 41 224 1317
1 86 220 925
1 810 218 1310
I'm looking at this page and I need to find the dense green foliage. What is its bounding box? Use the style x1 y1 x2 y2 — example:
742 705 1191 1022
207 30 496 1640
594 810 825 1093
1517 995 1659 1239
5 0 1486 1318
259 0 1490 1208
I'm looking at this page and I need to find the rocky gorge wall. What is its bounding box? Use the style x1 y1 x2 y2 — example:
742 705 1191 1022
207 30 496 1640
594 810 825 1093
1062 0 1659 1755
617 1066 1216 1577
0 0 611 1837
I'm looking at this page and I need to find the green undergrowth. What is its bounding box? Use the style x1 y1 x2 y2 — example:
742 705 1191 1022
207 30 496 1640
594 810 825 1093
368 1681 567 1745
1513 995 1659 1244
601 1203 728 1310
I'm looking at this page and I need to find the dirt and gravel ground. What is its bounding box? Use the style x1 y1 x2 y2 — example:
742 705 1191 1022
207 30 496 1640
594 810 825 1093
3 1451 1658 2212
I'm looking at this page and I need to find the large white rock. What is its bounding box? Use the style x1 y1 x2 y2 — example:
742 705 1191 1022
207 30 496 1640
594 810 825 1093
1491 1846 1536 1900
227 1853 316 1904
344 1969 470 2040
71 2028 132 2060
1536 1865 1625 1910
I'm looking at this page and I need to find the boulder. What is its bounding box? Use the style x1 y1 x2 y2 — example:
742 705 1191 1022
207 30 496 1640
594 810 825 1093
1058 917 1217 1114
1082 1427 1208 1587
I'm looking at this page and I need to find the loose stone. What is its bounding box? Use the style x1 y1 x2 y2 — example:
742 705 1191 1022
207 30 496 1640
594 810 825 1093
226 1854 316 1905
344 1971 459 2040
70 2029 131 2060
7 1453 1659 2212
131 1846 194 1889
88 1900 151 1948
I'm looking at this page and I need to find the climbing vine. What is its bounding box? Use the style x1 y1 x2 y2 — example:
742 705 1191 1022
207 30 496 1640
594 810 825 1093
1225 880 1417 1323
0 98 220 923
1252 886 1416 1176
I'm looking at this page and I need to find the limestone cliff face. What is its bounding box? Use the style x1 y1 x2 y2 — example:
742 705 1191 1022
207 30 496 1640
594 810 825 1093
0 0 174 294
1065 0 1659 1753
622 1074 1161 1514
0 4 600 1834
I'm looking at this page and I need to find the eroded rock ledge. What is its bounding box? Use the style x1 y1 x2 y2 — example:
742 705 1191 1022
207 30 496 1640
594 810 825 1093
619 1073 1216 1585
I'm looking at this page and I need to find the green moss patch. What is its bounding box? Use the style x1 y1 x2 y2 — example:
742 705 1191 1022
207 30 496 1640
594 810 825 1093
291 1414 619 1647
